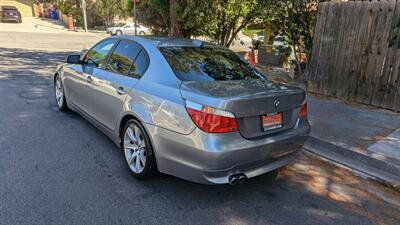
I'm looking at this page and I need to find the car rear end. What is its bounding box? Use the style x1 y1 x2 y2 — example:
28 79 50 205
155 45 310 184
1 6 21 23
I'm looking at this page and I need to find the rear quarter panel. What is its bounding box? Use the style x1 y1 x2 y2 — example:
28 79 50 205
120 80 196 135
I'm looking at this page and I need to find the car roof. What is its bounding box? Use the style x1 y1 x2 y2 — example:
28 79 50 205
1 5 18 10
110 36 224 48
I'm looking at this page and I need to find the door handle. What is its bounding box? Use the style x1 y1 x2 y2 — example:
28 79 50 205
116 86 127 95
86 76 93 83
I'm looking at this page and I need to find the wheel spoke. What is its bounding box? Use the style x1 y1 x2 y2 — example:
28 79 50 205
128 152 137 165
127 127 136 143
55 79 64 107
135 153 141 170
138 141 145 148
124 142 137 150
134 126 141 143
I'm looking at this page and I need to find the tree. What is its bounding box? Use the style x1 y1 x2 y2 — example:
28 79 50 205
178 0 271 47
169 0 184 37
213 0 270 47
264 0 318 75
93 0 130 26
136 0 270 46
134 0 170 35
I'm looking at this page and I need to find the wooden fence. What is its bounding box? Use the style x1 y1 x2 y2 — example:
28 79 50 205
306 0 400 111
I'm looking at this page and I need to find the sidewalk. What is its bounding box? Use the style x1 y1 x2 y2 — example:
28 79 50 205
260 67 400 188
305 94 400 188
0 17 107 38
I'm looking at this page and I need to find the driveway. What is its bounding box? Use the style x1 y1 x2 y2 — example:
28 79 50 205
0 31 399 225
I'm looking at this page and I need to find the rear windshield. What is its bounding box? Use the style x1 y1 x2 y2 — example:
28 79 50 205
159 47 265 81
2 6 17 10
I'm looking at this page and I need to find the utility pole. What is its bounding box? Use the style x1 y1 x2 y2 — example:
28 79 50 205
82 0 88 32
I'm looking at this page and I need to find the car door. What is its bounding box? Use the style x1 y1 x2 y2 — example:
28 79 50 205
122 24 134 35
91 40 149 132
63 39 117 114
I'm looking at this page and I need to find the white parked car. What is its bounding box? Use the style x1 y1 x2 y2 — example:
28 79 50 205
106 23 149 36
273 36 288 48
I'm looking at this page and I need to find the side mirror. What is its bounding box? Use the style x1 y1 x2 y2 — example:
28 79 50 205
66 54 81 64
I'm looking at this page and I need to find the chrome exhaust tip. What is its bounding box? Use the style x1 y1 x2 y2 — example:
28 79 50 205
229 176 239 185
229 173 247 185
237 175 247 184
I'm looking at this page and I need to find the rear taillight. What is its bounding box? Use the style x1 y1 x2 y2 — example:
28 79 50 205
185 100 238 133
299 102 307 118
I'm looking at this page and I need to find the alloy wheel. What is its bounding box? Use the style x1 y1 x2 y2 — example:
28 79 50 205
123 124 147 173
55 78 64 108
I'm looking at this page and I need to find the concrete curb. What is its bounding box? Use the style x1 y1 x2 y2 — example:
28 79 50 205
304 136 400 189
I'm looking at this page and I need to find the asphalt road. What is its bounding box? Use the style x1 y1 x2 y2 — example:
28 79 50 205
0 31 400 225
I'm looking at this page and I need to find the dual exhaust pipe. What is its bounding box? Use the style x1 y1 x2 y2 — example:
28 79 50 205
228 173 247 185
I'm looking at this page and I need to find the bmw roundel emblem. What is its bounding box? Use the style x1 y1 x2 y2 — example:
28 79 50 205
274 99 280 108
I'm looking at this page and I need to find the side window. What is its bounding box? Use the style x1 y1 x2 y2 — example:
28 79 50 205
129 50 149 78
105 40 141 76
84 39 117 68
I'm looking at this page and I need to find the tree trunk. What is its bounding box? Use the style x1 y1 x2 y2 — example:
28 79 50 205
285 0 302 76
292 43 303 76
169 0 183 37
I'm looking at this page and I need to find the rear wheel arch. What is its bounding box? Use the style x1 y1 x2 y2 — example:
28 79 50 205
54 72 59 81
54 73 65 94
119 114 159 174
119 114 154 146
119 114 141 140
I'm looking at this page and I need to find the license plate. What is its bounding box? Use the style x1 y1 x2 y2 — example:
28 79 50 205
262 113 282 131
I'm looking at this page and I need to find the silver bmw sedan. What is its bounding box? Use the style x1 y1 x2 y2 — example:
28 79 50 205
54 36 310 185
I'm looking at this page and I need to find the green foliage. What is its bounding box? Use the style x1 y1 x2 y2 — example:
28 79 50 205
93 0 130 26
242 29 264 38
133 0 272 46
58 1 73 15
133 0 170 35
58 1 84 27
263 0 318 71
187 0 271 47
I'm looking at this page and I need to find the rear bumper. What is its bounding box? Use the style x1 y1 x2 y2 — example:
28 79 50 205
106 30 115 35
2 16 20 22
145 119 310 184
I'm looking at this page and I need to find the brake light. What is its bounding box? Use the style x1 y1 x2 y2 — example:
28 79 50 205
299 102 307 118
185 100 238 133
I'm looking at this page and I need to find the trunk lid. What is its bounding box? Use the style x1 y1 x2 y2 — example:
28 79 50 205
180 79 305 139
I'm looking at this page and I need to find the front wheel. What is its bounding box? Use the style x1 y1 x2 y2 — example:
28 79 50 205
122 119 158 179
54 76 68 111
139 31 145 35
116 30 122 35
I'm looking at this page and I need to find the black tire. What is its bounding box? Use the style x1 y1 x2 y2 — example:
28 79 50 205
116 30 122 35
139 31 145 35
122 119 158 179
54 75 69 112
